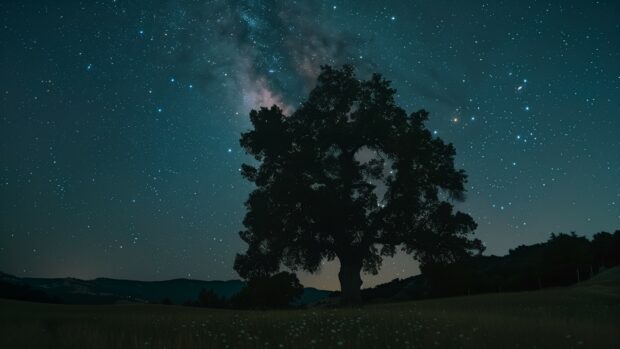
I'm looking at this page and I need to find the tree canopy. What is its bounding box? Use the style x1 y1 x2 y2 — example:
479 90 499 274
234 64 483 303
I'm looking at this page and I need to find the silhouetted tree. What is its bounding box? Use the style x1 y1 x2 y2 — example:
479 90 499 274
160 297 173 305
231 271 303 309
235 64 483 304
543 232 593 284
361 230 620 302
591 230 620 269
198 288 225 308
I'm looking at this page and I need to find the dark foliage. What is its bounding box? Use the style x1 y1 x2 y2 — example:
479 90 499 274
180 272 304 309
362 230 620 302
359 277 413 301
197 288 226 308
230 272 303 309
235 64 482 304
182 288 226 308
0 281 61 303
591 231 620 268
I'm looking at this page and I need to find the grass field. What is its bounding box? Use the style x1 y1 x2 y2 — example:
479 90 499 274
1 268 619 349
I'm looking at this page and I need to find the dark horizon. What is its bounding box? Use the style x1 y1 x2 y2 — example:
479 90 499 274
1 228 617 292
1 0 619 290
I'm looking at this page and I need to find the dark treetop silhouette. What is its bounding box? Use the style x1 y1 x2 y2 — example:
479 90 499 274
234 65 483 304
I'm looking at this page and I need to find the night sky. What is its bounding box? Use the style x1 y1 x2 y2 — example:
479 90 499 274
1 1 618 290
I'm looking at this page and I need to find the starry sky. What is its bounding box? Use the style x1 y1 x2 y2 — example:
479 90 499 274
1 1 619 290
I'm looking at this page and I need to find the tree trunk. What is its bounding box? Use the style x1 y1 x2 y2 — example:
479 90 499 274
338 257 363 305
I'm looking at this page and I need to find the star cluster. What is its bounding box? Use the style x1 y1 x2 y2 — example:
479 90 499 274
1 1 618 289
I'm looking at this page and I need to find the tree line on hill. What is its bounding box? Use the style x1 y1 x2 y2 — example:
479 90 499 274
361 230 620 301
166 271 304 309
177 230 619 308
3 230 617 308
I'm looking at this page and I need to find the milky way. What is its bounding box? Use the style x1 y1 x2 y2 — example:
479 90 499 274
1 1 618 289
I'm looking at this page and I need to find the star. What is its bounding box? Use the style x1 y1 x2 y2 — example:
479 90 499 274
2 0 616 291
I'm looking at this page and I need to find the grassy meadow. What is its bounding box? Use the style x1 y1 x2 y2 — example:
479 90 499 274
1 268 619 349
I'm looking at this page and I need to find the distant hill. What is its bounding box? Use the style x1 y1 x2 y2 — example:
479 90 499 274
0 272 330 305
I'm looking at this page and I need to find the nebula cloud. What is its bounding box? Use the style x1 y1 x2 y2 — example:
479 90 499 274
168 0 362 115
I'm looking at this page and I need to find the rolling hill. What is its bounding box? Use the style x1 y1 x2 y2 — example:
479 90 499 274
1 266 617 348
0 272 330 305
